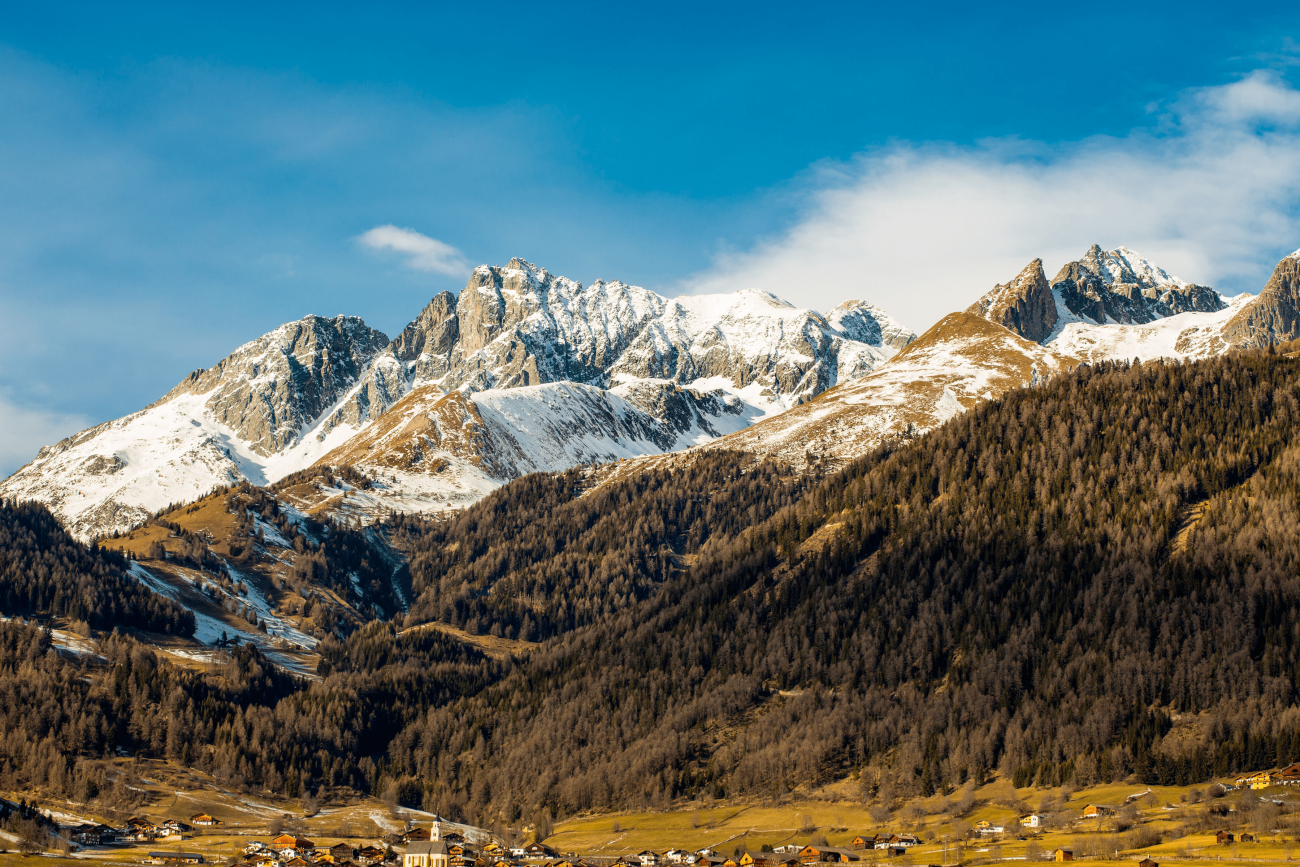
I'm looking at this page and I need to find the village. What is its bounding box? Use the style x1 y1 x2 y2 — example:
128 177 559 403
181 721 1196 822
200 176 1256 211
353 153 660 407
11 762 1300 867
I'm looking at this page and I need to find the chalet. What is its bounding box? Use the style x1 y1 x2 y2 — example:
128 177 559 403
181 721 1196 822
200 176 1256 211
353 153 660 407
721 859 739 867
975 822 1003 835
248 858 280 867
665 852 689 863
70 824 104 845
444 834 466 845
1216 831 1234 845
190 814 220 827
1019 814 1042 829
888 836 920 848
483 845 505 857
524 845 557 860
246 843 270 855
358 847 387 864
1240 771 1275 790
275 837 317 852
681 855 701 865
286 858 310 867
1239 833 1256 843
404 842 450 867
696 852 717 860
330 845 357 861
1081 805 1114 819
147 853 205 864
162 821 193 834
797 847 860 864
638 852 660 867
1278 763 1300 784
406 830 433 844
1052 850 1073 863
744 857 794 867
1138 859 1158 867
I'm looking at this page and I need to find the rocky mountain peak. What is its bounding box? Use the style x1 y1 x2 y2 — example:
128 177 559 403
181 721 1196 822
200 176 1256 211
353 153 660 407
1051 244 1224 327
967 258 1057 343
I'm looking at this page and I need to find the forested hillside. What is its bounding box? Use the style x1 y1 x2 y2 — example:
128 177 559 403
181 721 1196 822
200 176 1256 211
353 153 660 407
7 353 1300 829
388 351 1300 819
0 501 194 635
395 453 806 640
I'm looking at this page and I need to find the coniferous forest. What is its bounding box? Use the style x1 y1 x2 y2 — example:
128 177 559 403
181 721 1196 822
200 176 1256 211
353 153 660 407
7 353 1300 826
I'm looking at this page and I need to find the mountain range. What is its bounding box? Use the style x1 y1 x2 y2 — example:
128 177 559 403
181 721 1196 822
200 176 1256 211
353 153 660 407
6 244 1300 541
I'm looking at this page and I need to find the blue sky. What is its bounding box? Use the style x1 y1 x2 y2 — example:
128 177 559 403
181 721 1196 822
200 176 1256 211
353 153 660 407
5 1 1300 474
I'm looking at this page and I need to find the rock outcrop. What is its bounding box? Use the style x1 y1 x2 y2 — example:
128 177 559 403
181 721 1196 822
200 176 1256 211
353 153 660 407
1222 250 1300 348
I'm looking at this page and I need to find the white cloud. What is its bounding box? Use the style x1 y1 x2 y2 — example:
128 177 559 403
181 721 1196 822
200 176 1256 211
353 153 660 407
0 391 89 478
683 70 1300 333
358 225 470 276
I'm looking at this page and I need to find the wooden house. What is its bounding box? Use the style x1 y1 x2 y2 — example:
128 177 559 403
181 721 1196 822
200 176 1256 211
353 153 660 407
1052 850 1073 862
797 848 860 864
190 814 220 827
1239 833 1256 843
405 830 432 844
330 845 357 861
1216 831 1234 845
358 847 387 865
523 845 557 861
1137 858 1158 867
1081 805 1113 819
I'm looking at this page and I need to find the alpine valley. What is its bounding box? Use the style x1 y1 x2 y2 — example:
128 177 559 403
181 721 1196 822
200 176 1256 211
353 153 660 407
10 244 1300 857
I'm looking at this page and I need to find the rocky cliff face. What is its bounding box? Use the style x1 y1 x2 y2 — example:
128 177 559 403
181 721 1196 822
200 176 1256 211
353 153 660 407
1222 251 1300 348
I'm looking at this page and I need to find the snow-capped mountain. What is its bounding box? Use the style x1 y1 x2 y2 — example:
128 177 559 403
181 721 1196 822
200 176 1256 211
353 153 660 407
1 259 915 539
691 245 1286 473
696 311 1072 470
326 258 914 434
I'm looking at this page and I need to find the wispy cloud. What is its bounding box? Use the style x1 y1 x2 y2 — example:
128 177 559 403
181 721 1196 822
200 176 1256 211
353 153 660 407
0 390 89 478
683 70 1300 332
358 225 470 276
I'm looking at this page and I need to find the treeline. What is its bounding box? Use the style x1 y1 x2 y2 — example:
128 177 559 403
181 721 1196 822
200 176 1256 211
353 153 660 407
0 500 193 635
396 453 807 640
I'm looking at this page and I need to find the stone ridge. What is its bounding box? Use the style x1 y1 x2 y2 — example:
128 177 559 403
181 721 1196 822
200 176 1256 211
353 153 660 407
321 260 919 436
966 259 1057 343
